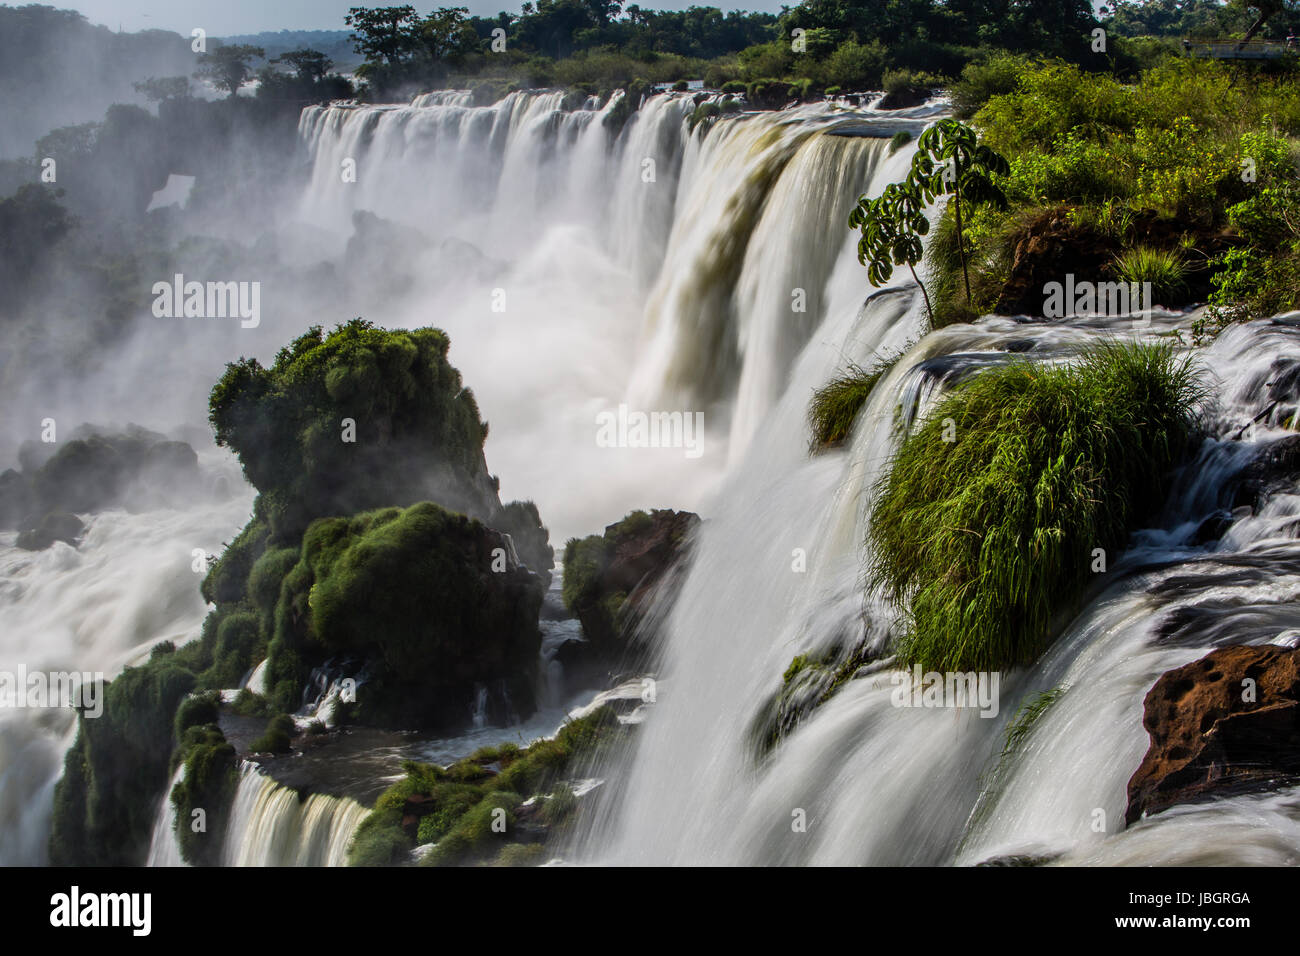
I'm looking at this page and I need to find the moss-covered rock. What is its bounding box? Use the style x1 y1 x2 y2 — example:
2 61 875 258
265 501 545 729
49 660 197 866
0 424 202 529
490 499 555 585
209 319 501 542
169 724 238 866
348 705 625 866
561 509 699 664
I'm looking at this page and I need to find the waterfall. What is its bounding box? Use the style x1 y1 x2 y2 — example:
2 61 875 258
579 299 1300 864
220 763 368 867
15 81 1294 867
294 91 933 536
145 765 187 867
0 480 253 865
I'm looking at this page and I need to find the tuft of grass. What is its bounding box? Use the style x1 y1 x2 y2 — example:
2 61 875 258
888 129 913 154
1112 245 1189 305
1001 687 1065 759
808 350 906 452
869 340 1204 673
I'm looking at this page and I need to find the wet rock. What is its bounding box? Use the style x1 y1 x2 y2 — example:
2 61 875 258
1 425 203 527
16 511 85 550
562 509 700 661
1126 643 1300 824
1226 434 1300 512
1190 509 1235 546
877 85 931 110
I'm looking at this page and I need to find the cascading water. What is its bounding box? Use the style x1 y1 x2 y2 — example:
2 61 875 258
0 459 251 866
12 84 1293 868
581 297 1300 865
217 762 368 867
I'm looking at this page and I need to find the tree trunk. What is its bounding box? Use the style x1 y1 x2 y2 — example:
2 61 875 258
907 261 935 327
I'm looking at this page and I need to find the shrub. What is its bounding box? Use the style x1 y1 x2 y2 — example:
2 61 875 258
720 80 746 95
229 687 268 717
888 130 912 154
951 52 1033 119
1112 245 1189 306
174 690 220 738
250 713 295 754
869 341 1204 673
822 39 886 91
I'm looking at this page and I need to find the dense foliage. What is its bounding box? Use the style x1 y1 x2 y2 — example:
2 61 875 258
868 341 1205 672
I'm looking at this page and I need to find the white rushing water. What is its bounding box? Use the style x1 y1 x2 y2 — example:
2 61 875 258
584 302 1300 865
8 87 1300 866
220 763 368 867
0 460 252 866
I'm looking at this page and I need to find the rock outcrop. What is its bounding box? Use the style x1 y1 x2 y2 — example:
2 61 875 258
1126 643 1300 824
561 509 699 666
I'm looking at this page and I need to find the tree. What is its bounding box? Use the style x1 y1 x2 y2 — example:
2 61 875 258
849 119 1008 322
194 44 265 97
849 180 935 325
415 7 475 61
345 5 419 63
132 76 190 103
272 49 332 82
909 119 1009 306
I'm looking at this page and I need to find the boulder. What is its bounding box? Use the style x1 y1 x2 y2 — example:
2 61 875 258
16 511 85 550
1226 434 1300 513
1125 643 1300 824
562 509 699 661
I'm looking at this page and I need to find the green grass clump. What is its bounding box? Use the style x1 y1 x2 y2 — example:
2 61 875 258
1112 245 1189 305
808 351 905 451
869 340 1204 672
1001 687 1066 759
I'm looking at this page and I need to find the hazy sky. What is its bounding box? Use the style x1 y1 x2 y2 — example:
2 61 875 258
70 1 792 36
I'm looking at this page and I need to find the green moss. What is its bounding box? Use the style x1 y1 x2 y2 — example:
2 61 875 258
421 791 523 866
229 687 268 717
347 706 625 866
49 661 197 865
264 501 544 728
209 319 495 540
688 100 723 132
170 725 238 866
201 609 262 688
348 808 412 866
250 713 295 754
492 843 547 866
173 690 220 738
200 517 268 605
869 341 1204 672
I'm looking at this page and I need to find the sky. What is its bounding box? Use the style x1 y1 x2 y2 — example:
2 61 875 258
68 0 792 37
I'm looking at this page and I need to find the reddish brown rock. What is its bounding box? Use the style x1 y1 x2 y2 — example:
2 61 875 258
1125 643 1300 825
563 509 699 669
